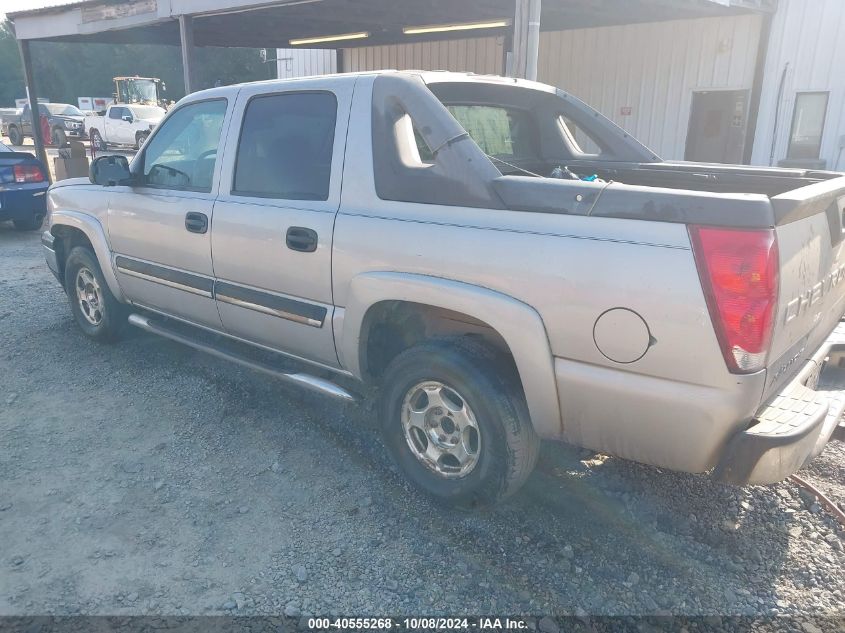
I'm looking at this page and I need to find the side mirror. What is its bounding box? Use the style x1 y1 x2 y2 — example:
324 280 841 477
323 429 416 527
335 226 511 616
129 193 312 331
90 155 132 186
122 114 133 122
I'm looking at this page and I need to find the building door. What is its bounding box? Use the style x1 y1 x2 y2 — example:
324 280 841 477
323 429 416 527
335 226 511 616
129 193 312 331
684 90 748 164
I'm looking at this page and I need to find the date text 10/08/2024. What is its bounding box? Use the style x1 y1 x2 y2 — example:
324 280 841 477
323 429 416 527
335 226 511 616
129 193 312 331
306 618 531 630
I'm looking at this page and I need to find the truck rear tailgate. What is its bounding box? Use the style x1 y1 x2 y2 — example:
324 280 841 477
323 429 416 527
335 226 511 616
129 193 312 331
763 176 845 401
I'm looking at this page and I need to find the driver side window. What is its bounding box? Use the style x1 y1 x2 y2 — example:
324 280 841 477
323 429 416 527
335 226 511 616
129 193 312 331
142 99 227 192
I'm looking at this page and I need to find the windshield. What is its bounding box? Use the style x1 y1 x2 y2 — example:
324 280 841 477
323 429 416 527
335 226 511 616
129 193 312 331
130 105 165 120
120 80 159 104
0 141 10 152
44 104 83 117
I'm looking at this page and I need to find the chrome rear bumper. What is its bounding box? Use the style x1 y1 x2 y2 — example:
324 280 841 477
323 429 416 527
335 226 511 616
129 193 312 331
714 321 845 485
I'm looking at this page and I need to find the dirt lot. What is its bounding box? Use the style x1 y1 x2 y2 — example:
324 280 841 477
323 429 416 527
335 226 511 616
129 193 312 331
1 226 844 625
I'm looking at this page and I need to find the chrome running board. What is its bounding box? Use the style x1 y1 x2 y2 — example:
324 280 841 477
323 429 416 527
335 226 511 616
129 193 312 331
127 313 360 403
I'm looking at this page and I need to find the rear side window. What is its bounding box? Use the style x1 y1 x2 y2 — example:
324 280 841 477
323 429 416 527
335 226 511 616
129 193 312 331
445 105 539 160
233 92 337 201
561 117 605 155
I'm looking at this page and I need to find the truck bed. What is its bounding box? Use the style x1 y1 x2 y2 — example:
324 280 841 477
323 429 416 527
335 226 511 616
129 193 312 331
566 159 839 197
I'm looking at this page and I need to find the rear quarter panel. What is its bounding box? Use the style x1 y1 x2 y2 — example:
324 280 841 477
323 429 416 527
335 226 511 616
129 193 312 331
335 76 764 471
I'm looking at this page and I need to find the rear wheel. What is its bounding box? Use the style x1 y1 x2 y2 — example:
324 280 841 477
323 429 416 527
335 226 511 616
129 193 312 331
8 125 22 146
63 246 127 342
12 214 44 231
379 338 539 508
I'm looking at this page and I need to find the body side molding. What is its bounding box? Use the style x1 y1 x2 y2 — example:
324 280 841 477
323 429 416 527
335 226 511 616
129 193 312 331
115 256 214 297
215 281 327 328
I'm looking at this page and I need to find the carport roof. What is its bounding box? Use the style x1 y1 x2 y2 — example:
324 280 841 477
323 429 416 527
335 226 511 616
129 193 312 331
9 0 777 48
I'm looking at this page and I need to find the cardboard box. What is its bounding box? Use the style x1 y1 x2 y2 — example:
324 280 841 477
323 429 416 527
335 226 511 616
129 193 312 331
54 140 90 180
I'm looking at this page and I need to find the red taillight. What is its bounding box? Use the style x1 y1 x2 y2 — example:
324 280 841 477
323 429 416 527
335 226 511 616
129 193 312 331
13 164 45 183
689 226 779 374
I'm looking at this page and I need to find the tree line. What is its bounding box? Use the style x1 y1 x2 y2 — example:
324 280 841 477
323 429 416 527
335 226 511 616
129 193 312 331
0 19 272 107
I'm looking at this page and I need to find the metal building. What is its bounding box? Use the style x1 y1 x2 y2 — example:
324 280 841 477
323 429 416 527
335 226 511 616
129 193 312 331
15 0 832 170
751 0 845 170
281 0 845 170
276 48 337 79
332 14 764 162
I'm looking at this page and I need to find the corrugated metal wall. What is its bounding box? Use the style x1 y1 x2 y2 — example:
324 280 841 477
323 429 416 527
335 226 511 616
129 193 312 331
341 15 761 160
343 37 505 75
276 48 337 79
537 14 762 160
750 0 845 169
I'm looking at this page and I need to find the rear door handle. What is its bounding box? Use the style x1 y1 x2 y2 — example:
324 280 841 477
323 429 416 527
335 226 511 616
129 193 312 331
185 212 208 234
286 226 318 252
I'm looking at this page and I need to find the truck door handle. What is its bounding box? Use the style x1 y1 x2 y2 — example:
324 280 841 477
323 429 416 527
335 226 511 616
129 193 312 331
185 212 208 234
286 226 318 252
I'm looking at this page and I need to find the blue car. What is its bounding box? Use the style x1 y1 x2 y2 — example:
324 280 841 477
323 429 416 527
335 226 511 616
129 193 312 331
0 140 49 231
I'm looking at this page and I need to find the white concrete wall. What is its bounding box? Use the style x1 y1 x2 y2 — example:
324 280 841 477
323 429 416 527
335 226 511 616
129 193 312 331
750 0 845 169
275 48 337 79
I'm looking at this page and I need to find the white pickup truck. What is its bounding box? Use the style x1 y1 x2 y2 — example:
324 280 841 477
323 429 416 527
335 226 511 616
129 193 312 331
43 71 845 507
85 104 165 151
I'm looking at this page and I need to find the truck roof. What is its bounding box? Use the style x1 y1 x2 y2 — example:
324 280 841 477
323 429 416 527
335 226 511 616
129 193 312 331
198 70 557 98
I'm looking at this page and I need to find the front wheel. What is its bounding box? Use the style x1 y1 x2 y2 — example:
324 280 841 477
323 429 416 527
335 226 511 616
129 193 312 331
379 339 539 508
8 126 22 146
52 127 67 147
135 131 149 150
63 247 127 343
89 129 106 151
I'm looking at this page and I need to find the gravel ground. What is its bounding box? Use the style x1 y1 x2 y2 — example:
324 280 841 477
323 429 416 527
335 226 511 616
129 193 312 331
1 226 843 625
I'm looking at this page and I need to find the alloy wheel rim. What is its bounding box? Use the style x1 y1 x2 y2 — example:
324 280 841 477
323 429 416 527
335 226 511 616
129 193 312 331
400 381 481 479
75 267 104 326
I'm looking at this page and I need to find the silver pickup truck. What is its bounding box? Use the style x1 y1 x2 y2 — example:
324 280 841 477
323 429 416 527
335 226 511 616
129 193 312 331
42 71 845 507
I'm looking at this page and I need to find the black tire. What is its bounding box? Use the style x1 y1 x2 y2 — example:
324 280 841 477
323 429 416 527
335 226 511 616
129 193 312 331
52 127 67 147
90 129 106 151
12 213 44 231
8 125 22 146
135 131 149 150
63 246 127 343
379 338 539 508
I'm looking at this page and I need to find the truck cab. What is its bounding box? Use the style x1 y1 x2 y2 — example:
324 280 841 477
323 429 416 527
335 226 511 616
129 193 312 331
85 103 165 151
5 102 85 147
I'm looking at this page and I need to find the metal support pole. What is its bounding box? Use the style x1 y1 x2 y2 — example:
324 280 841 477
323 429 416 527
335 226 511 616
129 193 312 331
525 0 541 81
17 39 51 183
743 11 773 165
179 14 196 94
510 0 526 78
511 0 540 80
